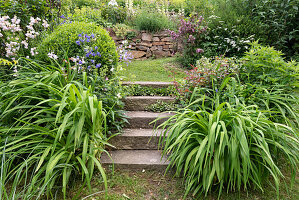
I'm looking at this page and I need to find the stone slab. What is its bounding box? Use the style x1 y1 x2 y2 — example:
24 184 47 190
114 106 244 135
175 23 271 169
121 81 173 88
101 150 169 170
125 111 174 129
109 129 168 150
124 96 175 111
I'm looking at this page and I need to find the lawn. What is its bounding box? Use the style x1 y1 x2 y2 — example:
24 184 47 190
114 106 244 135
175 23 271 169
67 167 299 200
119 57 186 82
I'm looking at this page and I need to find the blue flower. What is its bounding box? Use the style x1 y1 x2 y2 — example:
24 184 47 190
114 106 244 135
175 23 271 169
91 59 95 63
78 33 82 37
94 46 98 50
96 63 101 68
79 61 83 65
76 40 81 45
60 15 65 19
96 52 101 57
88 66 91 70
86 39 90 43
216 89 218 92
91 34 95 38
92 53 96 57
86 53 90 57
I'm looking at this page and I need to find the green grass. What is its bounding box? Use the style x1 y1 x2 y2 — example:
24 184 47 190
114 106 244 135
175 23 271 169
119 57 186 82
66 167 298 200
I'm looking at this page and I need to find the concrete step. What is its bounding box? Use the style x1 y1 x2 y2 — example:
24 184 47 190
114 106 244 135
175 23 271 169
125 111 174 129
109 129 167 150
122 81 173 88
101 150 169 170
124 96 175 111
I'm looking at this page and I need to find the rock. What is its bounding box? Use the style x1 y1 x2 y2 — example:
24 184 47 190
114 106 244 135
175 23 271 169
139 42 152 47
157 46 163 51
152 42 165 46
161 37 172 42
136 45 148 51
163 45 169 50
153 37 160 42
150 46 158 51
130 50 146 58
146 48 152 57
142 33 152 41
153 50 171 58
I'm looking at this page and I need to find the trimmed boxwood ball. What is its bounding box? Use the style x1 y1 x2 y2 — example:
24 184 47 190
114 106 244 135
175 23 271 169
38 21 118 70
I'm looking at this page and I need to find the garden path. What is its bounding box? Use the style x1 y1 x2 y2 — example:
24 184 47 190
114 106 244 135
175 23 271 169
101 81 174 170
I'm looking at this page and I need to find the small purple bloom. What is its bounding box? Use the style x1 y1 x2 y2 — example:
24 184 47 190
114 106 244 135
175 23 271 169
86 39 90 43
96 52 101 56
78 33 82 37
60 15 65 19
94 46 98 50
86 53 90 57
91 59 95 63
96 63 101 68
88 66 91 70
79 60 83 65
196 48 204 53
91 34 95 38
76 41 81 45
92 53 96 57
216 89 218 92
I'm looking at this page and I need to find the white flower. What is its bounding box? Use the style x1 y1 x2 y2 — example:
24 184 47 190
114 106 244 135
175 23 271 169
0 33 3 37
48 52 58 60
110 67 115 72
108 0 118 6
42 20 49 28
117 93 121 98
21 40 28 49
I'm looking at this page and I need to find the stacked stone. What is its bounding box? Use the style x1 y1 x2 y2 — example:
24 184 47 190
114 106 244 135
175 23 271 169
111 30 176 60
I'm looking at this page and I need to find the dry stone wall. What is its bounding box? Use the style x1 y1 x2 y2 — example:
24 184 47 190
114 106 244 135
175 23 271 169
109 30 179 60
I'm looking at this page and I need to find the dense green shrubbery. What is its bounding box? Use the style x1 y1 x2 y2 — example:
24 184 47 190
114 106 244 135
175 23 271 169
0 63 108 199
101 3 127 24
159 43 299 198
157 84 298 198
0 58 125 199
70 6 108 26
240 42 298 86
0 0 61 27
37 21 118 71
134 10 174 32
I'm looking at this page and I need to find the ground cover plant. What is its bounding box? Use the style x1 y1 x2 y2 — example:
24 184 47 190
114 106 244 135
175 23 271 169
0 60 123 199
155 43 299 199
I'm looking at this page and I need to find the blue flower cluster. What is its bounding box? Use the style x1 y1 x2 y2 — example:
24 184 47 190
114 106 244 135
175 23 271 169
76 33 95 46
75 33 102 71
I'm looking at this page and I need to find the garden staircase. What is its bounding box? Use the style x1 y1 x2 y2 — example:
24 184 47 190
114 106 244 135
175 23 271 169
101 81 175 170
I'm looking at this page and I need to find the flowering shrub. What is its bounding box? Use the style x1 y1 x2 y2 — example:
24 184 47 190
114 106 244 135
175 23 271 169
169 14 207 68
201 15 255 58
37 21 118 72
174 56 241 98
0 15 49 59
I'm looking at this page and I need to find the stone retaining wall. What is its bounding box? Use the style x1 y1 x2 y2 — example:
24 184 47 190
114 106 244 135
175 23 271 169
108 29 179 60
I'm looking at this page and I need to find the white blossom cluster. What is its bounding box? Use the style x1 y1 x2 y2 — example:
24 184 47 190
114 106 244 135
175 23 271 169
0 15 49 59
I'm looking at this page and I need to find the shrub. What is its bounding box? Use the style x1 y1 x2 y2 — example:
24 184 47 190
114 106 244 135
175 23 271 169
201 15 256 58
0 64 112 199
101 3 127 24
37 21 118 72
156 85 299 198
70 6 108 26
0 0 61 28
134 10 174 32
240 41 298 86
169 15 207 67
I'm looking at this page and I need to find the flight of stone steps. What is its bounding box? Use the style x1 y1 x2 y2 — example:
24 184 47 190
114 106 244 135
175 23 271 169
101 81 175 170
